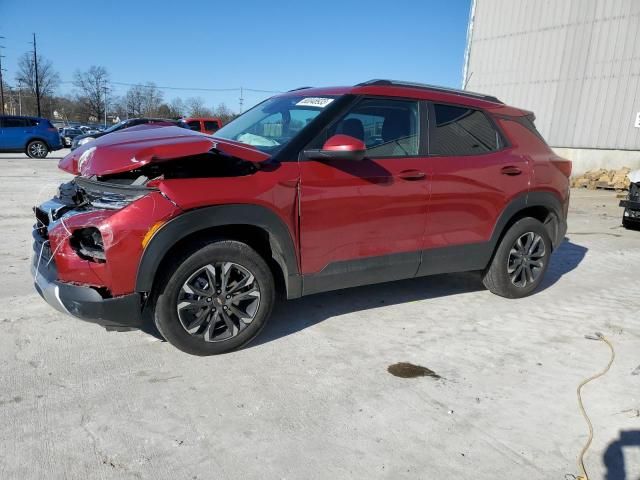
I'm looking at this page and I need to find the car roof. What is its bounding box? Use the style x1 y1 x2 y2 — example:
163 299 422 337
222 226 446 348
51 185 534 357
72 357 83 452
277 80 527 115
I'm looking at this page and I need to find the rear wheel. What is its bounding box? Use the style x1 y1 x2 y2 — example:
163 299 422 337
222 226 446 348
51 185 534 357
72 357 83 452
482 217 551 298
26 140 49 158
154 240 275 355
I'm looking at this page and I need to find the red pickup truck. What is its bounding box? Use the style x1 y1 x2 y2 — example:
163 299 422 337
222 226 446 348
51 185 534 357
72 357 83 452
185 117 223 134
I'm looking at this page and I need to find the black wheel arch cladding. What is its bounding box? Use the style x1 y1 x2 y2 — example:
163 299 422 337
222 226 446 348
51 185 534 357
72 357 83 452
135 204 299 295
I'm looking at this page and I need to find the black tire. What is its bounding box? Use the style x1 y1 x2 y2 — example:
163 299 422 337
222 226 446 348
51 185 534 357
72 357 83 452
26 140 49 158
154 240 275 356
622 210 640 230
482 217 552 298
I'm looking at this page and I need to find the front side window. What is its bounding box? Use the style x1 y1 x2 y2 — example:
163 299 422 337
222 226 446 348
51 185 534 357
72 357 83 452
187 120 201 131
204 120 219 131
430 104 501 156
214 95 337 154
310 98 420 157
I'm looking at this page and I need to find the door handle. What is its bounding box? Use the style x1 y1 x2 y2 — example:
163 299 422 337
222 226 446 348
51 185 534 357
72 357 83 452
398 169 426 181
501 166 522 176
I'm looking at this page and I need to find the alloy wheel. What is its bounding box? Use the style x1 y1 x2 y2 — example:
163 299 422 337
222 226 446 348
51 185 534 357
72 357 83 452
507 231 546 288
29 142 47 158
176 262 261 342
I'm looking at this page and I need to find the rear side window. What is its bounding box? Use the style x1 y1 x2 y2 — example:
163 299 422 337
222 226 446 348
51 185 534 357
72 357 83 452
187 120 201 131
204 121 219 131
3 118 30 128
430 104 502 156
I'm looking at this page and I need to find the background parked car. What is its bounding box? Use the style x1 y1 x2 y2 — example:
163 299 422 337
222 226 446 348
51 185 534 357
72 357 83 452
0 115 63 158
185 117 224 134
71 118 189 150
59 127 84 148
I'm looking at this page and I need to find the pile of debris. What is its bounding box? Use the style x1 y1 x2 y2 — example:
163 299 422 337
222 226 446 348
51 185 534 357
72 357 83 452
571 167 631 190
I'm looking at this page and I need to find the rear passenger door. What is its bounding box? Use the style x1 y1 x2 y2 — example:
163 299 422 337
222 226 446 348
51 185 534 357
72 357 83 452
2 117 32 149
420 103 530 267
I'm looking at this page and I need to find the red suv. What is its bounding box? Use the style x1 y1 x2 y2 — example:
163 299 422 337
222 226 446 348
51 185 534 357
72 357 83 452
32 80 571 355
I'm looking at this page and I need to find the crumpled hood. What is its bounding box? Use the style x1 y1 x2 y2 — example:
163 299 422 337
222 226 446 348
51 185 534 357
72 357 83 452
59 125 270 176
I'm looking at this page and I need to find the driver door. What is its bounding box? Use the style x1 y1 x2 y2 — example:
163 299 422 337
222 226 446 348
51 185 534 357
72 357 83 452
298 97 430 294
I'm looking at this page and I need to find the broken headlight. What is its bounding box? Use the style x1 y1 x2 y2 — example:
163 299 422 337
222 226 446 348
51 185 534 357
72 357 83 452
85 190 147 210
70 227 106 262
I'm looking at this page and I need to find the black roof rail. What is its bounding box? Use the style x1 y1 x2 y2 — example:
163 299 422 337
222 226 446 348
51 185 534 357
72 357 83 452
288 86 313 92
355 79 503 104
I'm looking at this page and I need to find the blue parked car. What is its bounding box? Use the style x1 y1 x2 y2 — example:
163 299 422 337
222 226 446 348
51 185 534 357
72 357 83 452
0 115 63 158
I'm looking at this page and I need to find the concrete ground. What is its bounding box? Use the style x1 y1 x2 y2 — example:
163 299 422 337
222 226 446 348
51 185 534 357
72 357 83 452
0 150 638 480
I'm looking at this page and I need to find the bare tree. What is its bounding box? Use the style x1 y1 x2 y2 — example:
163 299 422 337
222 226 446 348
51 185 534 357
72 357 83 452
121 83 165 117
73 66 110 122
214 103 236 124
186 96 212 117
168 97 186 117
14 52 60 117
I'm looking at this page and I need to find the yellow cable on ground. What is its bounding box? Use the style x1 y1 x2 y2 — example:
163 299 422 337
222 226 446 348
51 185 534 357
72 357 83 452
574 332 615 480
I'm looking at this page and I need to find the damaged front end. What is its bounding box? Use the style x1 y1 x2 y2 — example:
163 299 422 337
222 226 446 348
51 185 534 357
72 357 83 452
32 176 180 329
33 126 270 329
620 169 640 228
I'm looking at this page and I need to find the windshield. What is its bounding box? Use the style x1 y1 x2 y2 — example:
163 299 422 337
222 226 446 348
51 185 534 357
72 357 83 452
66 129 82 135
213 95 337 154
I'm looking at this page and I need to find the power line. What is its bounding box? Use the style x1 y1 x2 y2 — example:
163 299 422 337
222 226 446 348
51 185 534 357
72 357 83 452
60 80 282 94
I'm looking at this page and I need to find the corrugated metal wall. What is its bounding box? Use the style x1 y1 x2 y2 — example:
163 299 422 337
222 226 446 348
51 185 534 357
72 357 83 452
464 0 640 150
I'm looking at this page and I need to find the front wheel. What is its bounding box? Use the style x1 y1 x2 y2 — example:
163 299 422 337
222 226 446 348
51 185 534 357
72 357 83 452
154 240 275 355
26 140 49 158
482 217 552 298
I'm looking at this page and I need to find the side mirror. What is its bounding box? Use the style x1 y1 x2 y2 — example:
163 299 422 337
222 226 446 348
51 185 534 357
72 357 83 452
304 134 367 161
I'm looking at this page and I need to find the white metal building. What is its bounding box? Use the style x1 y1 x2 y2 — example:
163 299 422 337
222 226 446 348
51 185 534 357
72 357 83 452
463 0 640 173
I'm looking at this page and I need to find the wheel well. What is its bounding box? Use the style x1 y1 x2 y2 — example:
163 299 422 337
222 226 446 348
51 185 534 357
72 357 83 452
152 224 287 298
25 137 50 149
501 205 559 249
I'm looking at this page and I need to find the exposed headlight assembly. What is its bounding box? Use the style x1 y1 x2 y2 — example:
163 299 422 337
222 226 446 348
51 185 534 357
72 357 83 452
74 176 152 211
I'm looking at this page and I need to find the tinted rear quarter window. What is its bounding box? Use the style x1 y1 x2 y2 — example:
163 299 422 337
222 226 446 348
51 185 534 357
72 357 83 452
3 118 30 128
430 104 502 156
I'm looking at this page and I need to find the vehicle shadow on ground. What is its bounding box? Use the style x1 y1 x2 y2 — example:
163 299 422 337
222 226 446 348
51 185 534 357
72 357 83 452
140 239 587 344
603 430 640 480
537 237 588 291
251 238 587 348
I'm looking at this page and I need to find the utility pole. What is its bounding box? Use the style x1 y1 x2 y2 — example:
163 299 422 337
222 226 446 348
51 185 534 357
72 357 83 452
17 80 22 115
103 85 107 127
32 33 41 117
239 87 244 114
0 54 5 115
0 36 5 115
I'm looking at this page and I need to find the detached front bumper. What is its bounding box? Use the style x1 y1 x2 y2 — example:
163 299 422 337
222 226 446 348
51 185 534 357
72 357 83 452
32 234 143 329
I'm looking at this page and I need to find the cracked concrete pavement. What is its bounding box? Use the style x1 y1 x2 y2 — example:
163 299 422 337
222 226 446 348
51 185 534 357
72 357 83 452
0 150 638 479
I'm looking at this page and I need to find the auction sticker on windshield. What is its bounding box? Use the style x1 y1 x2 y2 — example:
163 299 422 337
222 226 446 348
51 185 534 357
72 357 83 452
296 97 334 108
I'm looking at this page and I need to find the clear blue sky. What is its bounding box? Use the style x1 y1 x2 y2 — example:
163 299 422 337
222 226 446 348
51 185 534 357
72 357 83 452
0 0 472 113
